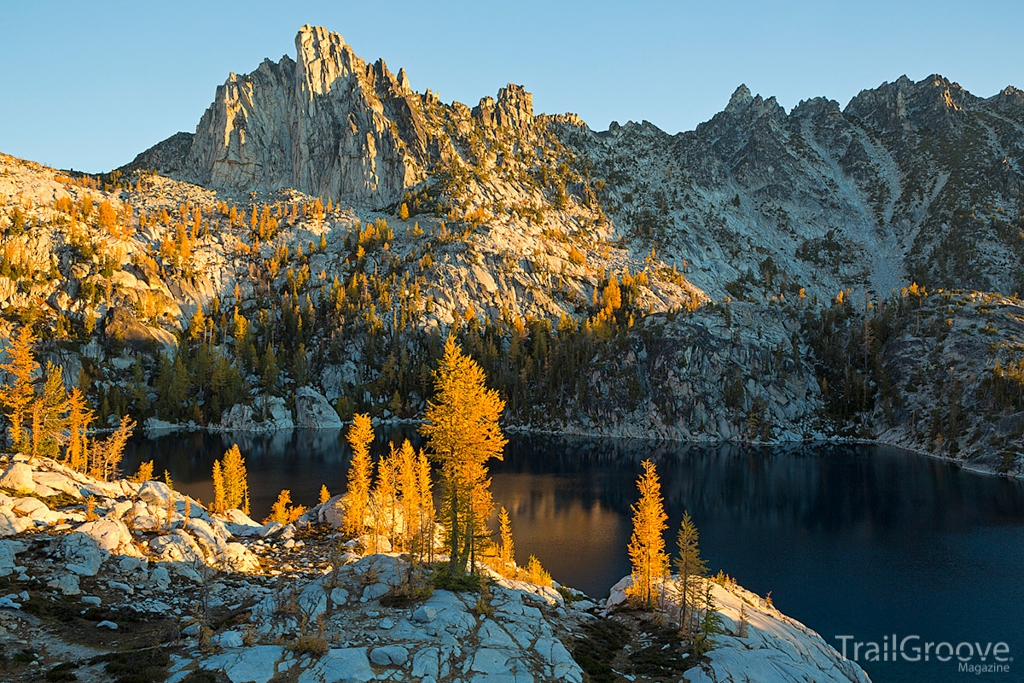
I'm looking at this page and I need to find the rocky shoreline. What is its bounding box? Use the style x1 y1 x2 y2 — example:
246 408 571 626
0 454 871 683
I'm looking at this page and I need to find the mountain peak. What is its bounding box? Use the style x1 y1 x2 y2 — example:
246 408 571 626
295 25 357 96
726 85 754 111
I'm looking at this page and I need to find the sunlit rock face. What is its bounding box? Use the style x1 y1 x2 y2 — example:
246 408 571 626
177 25 428 208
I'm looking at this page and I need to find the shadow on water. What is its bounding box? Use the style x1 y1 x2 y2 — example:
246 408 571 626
124 431 1024 683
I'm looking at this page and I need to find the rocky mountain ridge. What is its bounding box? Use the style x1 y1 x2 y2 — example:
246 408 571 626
0 25 1021 476
133 27 1024 304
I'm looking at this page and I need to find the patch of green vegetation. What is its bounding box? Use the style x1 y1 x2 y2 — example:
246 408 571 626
431 567 484 592
380 579 434 608
181 671 229 683
572 618 629 683
45 661 79 682
89 647 170 683
631 625 690 677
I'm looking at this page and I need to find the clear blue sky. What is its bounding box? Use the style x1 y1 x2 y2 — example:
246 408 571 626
1 0 1021 173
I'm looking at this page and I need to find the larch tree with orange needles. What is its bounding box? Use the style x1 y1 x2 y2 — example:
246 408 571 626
627 459 669 608
0 327 39 451
344 413 374 535
420 336 506 575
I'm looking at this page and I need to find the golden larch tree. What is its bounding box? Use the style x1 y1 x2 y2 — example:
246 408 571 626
344 413 374 535
89 415 136 482
35 362 69 459
0 327 39 450
627 459 669 608
372 445 398 546
416 448 435 562
65 388 93 472
212 460 226 513
498 506 515 574
419 336 506 574
221 444 249 514
395 439 421 552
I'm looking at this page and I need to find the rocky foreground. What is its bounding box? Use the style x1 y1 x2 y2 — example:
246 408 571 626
0 455 869 682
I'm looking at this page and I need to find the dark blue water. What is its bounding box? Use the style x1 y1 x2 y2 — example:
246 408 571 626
123 431 1024 683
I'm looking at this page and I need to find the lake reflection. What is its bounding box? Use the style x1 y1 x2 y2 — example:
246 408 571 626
124 431 1024 683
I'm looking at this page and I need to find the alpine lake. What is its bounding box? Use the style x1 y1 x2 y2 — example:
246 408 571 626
123 430 1024 683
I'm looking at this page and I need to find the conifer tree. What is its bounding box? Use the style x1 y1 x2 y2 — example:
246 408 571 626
212 460 225 513
372 445 398 546
344 413 374 535
65 387 92 472
675 510 708 634
692 582 724 655
395 439 420 552
220 444 249 514
89 415 135 481
319 485 331 505
35 362 69 459
416 448 435 562
0 327 39 450
498 506 515 573
420 337 506 575
627 459 669 608
130 460 155 484
265 489 306 524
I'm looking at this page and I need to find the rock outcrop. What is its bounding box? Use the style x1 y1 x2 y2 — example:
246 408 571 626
135 25 430 208
606 575 870 683
294 386 343 428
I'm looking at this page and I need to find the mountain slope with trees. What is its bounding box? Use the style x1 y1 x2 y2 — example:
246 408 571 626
0 25 1021 474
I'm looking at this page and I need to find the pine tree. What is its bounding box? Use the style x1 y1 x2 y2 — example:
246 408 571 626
420 337 506 575
627 459 669 608
319 485 331 505
675 510 708 634
344 414 374 535
692 581 724 655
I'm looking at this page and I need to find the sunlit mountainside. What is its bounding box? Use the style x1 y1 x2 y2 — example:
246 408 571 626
0 25 1022 473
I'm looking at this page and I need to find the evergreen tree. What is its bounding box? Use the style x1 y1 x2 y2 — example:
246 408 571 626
692 581 724 655
627 459 669 608
675 510 708 634
420 337 506 575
